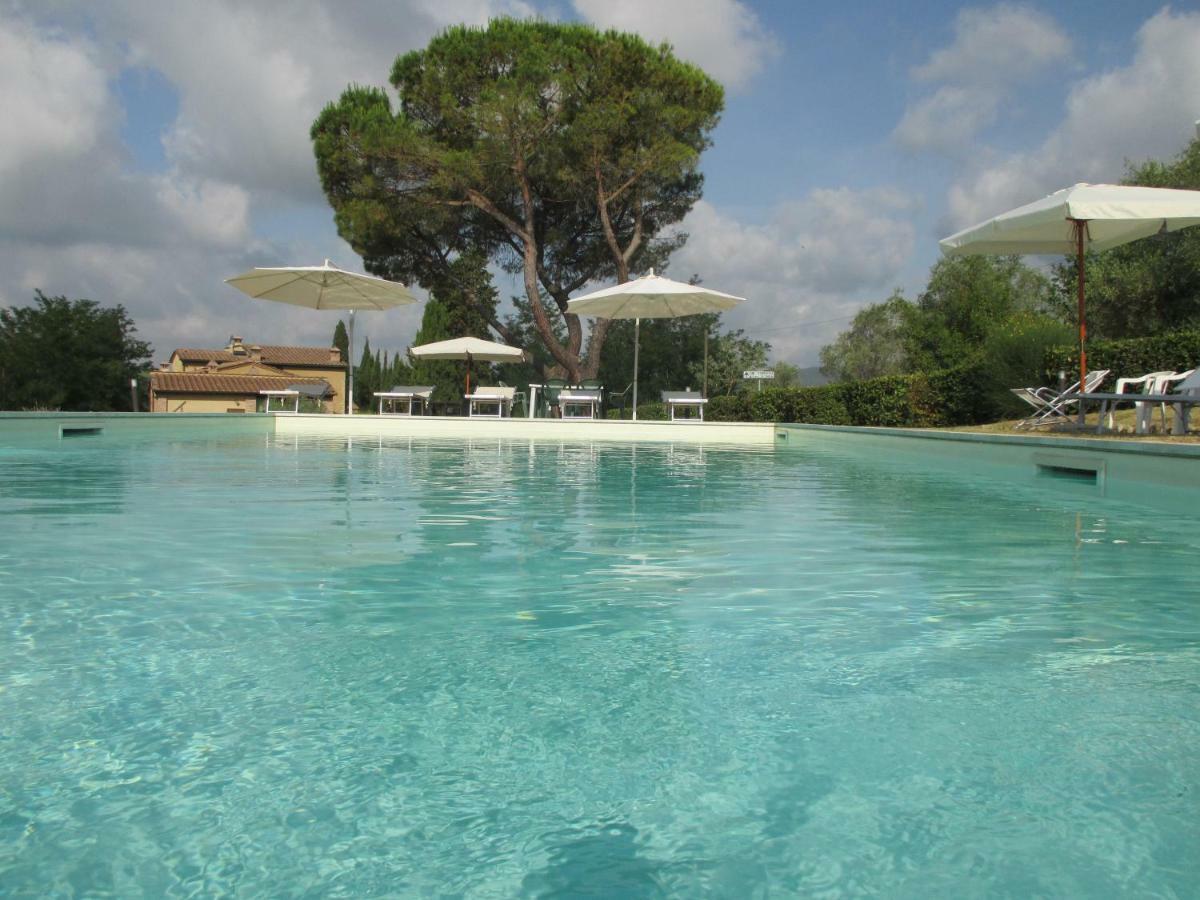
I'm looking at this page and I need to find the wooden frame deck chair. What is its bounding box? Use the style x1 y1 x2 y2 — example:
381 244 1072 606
557 386 603 419
1011 369 1109 429
375 385 434 416
661 390 707 422
465 385 515 418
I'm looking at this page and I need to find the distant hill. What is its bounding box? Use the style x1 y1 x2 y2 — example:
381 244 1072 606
796 366 829 387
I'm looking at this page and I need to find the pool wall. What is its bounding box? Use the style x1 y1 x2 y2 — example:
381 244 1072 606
777 423 1200 513
271 413 776 445
0 412 274 446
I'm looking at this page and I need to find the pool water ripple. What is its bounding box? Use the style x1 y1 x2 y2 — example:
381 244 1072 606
1 432 1198 896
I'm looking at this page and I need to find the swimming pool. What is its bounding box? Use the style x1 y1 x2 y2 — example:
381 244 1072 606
2 429 1198 896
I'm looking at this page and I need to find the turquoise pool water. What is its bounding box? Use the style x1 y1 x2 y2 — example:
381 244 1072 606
1 431 1198 896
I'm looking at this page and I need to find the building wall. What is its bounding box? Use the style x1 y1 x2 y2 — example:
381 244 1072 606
172 359 346 412
293 366 347 413
153 393 257 414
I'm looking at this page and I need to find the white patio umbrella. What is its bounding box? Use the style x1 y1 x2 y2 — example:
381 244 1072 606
225 259 418 413
940 183 1200 385
566 269 745 419
408 336 526 396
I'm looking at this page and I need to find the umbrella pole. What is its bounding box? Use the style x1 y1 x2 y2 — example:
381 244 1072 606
1073 219 1087 389
347 309 356 415
703 329 708 397
632 318 640 421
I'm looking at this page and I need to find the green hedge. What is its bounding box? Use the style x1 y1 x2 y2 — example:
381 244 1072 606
706 361 994 427
605 401 667 420
1044 329 1200 384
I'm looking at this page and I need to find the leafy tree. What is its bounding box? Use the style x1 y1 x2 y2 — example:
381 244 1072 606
1051 135 1200 338
597 313 716 403
311 19 723 383
819 292 913 382
695 328 770 396
904 255 1054 372
771 361 803 388
0 291 152 411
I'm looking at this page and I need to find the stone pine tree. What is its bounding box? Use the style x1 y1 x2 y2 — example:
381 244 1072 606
312 19 723 383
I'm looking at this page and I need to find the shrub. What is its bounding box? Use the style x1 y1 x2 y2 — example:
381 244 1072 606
706 394 750 421
1044 328 1200 385
983 314 1074 418
605 401 667 420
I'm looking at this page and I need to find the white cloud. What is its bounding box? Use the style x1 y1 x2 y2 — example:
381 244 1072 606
913 4 1070 85
571 0 780 90
0 17 109 177
669 191 918 364
894 3 1070 154
85 0 538 206
0 13 252 249
944 7 1200 231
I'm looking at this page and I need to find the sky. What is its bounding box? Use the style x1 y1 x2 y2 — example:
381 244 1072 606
2 0 1198 367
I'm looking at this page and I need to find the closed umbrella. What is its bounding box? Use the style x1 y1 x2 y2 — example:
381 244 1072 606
566 269 745 419
940 183 1200 384
226 259 418 413
408 336 526 397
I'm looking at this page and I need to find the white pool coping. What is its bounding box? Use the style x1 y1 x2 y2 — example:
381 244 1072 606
272 413 776 445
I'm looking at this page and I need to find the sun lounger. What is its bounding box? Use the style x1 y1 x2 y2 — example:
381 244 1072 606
1010 369 1110 429
375 385 435 416
661 390 707 422
557 387 603 419
465 386 516 418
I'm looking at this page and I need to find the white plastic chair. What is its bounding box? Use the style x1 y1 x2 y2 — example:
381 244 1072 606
1106 371 1173 432
1147 369 1195 434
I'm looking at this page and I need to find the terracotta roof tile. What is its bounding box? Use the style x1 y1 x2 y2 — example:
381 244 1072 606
173 345 345 367
151 372 332 395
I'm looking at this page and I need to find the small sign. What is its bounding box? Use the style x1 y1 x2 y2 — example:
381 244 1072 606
743 369 775 380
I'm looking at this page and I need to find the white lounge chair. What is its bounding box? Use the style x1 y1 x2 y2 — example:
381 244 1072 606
375 385 435 416
557 387 603 419
1011 369 1110 429
661 390 707 422
465 386 515 418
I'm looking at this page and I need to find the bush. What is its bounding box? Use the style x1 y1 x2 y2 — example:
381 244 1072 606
605 401 667 420
706 394 750 421
1044 328 1200 385
704 360 993 428
982 314 1074 418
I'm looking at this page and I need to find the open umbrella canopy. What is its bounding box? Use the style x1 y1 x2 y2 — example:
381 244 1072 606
566 270 745 319
408 336 526 363
225 259 418 413
940 183 1200 256
567 270 746 420
408 336 525 399
939 183 1200 386
225 259 418 311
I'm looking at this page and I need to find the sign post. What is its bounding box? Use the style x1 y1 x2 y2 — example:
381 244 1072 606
743 369 775 393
